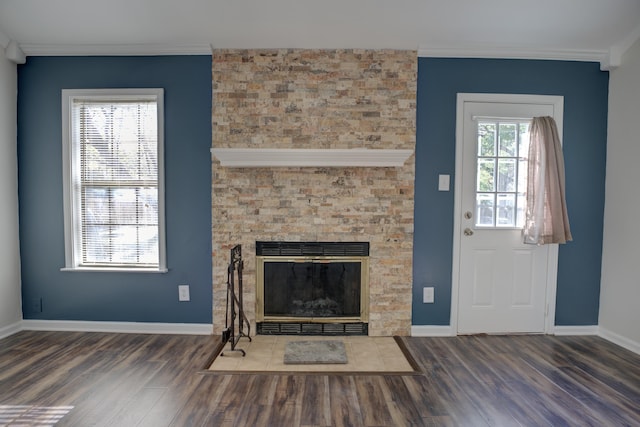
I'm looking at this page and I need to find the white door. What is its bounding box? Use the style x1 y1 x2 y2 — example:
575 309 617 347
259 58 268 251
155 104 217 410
453 94 563 334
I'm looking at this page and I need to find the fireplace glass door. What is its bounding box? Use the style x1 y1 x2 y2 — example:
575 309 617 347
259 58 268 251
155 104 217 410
256 255 369 323
263 260 361 318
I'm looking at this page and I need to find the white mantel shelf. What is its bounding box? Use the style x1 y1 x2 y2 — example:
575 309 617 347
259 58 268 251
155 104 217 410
211 148 413 167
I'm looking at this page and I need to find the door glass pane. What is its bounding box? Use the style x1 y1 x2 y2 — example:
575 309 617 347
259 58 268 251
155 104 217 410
478 123 496 156
476 193 495 226
516 193 526 227
497 158 516 192
518 158 528 193
477 158 495 192
517 122 530 194
519 122 530 155
496 193 516 227
498 123 517 156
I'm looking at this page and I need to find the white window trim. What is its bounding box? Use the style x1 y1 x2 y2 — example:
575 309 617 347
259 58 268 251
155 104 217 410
61 88 167 273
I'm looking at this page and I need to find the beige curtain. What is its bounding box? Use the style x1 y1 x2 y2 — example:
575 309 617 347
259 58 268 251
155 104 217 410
522 116 572 245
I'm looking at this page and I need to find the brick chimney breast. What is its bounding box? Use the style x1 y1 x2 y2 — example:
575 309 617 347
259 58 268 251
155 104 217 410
212 49 416 336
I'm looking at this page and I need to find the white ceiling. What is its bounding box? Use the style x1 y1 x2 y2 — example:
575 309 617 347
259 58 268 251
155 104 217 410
1 0 639 68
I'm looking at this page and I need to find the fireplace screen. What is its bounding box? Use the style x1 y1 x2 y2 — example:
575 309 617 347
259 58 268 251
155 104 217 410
255 242 369 324
263 260 361 317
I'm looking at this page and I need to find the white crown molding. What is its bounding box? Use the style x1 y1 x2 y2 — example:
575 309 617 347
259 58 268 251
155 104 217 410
607 22 640 70
211 148 414 168
418 45 609 70
5 40 26 64
19 43 213 57
21 319 213 335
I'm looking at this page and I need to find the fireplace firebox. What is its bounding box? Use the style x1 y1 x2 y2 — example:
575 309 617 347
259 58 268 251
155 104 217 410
256 241 369 335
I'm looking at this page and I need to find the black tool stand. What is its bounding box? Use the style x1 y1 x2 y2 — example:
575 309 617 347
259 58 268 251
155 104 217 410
221 244 251 356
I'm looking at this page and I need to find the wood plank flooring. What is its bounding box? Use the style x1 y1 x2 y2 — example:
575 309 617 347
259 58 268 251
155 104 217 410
1 331 639 426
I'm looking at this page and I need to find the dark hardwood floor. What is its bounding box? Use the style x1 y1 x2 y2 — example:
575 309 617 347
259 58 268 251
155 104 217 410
1 331 639 426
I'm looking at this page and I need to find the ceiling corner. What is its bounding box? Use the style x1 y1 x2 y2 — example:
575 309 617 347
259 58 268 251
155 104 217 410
606 22 640 70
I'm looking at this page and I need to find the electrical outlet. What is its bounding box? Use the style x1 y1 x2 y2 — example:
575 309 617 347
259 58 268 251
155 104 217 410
178 284 190 302
423 287 434 303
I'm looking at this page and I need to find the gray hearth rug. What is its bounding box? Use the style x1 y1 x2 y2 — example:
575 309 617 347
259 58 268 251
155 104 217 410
283 340 348 364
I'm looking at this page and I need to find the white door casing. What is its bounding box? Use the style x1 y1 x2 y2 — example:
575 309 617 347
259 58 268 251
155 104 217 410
452 93 563 334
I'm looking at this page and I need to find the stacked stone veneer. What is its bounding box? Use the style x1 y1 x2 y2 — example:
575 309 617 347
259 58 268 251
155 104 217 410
212 49 416 336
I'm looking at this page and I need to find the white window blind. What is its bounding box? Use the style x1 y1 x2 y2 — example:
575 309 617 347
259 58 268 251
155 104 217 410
62 89 166 272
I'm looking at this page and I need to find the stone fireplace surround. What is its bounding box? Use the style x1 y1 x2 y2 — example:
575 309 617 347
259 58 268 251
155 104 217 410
212 49 417 336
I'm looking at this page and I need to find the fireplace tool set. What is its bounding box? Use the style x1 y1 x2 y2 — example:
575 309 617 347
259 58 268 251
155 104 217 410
221 244 251 356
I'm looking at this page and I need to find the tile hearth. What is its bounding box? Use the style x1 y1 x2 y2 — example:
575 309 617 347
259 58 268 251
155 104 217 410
208 335 415 373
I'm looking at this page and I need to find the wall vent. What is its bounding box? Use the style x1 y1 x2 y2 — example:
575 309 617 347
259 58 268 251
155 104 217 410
256 241 369 257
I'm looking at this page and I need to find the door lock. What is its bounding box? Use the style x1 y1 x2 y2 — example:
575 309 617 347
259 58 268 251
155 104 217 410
464 211 473 219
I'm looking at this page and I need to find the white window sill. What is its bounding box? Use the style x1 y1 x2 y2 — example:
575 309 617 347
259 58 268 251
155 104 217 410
61 267 169 273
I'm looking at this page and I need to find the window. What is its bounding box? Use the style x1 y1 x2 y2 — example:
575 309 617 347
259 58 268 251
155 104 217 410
62 89 166 272
475 120 530 228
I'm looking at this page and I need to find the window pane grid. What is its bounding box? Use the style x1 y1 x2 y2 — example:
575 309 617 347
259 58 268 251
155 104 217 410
476 121 530 228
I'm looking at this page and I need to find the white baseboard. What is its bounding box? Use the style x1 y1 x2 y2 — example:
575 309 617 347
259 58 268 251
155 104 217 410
553 325 599 336
0 320 23 340
411 324 601 337
21 320 213 335
598 327 640 355
411 325 455 337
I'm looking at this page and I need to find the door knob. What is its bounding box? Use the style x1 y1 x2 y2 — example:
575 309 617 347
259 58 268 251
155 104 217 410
464 228 474 236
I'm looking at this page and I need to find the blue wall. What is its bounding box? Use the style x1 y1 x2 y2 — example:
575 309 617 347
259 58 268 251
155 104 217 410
18 56 212 324
412 58 609 326
16 55 608 327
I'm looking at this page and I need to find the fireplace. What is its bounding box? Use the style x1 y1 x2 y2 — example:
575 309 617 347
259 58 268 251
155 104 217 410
255 241 369 335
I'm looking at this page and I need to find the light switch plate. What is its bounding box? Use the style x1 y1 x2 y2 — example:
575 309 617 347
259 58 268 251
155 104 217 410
423 287 434 303
438 174 450 191
178 284 190 301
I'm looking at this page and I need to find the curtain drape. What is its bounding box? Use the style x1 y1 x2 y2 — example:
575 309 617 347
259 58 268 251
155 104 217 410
522 116 572 245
